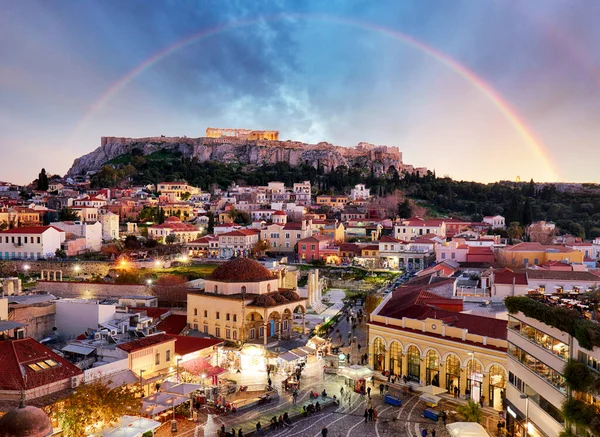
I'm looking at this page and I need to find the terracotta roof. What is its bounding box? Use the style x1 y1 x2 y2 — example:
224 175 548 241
503 242 575 253
207 258 276 283
526 270 600 282
379 236 401 243
165 216 181 223
0 338 83 391
468 247 493 254
0 226 63 235
219 229 260 237
116 333 174 353
168 335 222 356
493 268 528 285
156 315 188 335
298 235 332 243
273 210 287 216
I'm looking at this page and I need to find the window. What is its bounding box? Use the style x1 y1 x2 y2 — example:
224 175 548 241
204 310 208 318
267 284 271 292
301 244 306 250
524 258 529 266
155 353 160 365
166 350 171 362
311 244 316 250
441 253 446 259
508 343 566 393
203 325 208 334
216 312 220 320
233 330 237 340
194 308 198 316
226 313 230 321
285 233 290 239
241 286 247 294
249 328 255 339
193 323 198 330
233 314 237 322
226 329 231 339
451 253 455 259
215 327 221 337
37 237 40 244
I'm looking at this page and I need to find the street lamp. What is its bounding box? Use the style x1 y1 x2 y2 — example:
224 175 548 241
520 394 530 437
146 279 153 286
73 265 81 273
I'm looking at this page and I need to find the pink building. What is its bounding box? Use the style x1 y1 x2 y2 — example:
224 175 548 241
298 235 333 262
436 241 468 263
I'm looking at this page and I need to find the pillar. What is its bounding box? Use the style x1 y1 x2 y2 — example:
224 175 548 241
482 372 490 406
439 361 447 391
59 271 63 281
384 348 390 373
40 271 44 280
401 352 408 378
302 312 306 337
264 322 268 346
278 322 282 343
368 342 374 368
420 356 426 385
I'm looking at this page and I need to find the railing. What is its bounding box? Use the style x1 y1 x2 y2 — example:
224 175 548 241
455 287 489 297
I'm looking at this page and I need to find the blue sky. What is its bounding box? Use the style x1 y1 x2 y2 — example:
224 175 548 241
1 0 599 183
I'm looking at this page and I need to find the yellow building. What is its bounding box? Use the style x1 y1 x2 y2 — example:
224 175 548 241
499 242 583 267
116 333 176 394
187 258 307 359
360 244 379 258
369 286 508 409
315 195 349 208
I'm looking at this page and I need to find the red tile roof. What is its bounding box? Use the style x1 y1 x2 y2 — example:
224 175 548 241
219 229 260 237
273 210 287 216
493 268 528 285
117 333 174 353
168 335 223 356
0 226 63 234
157 315 188 335
0 338 83 391
379 236 401 243
208 258 275 283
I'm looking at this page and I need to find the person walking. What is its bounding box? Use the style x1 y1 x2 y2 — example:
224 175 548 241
368 407 374 422
431 430 436 437
364 409 369 423
340 386 344 396
321 426 328 437
267 377 272 388
373 408 378 421
238 429 243 437
256 422 265 436
367 386 371 398
421 429 428 437
379 383 384 396
442 411 448 426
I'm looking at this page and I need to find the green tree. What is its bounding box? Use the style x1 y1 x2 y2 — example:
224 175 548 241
55 248 67 259
363 294 382 318
507 222 524 241
522 198 533 226
37 168 49 191
58 207 80 221
397 199 413 218
165 233 178 244
456 400 483 423
54 379 141 437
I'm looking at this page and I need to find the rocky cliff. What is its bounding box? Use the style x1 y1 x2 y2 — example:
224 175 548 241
67 136 404 176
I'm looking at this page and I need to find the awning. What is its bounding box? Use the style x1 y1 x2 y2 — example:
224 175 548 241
182 357 225 377
97 370 139 390
419 393 442 405
446 422 491 437
0 320 27 331
290 347 311 358
161 382 202 396
417 385 447 396
279 351 301 362
142 393 189 416
62 344 96 356
102 415 161 437
337 365 374 381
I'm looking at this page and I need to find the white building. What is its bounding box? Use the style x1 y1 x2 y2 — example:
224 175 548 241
0 226 65 260
55 299 117 339
394 218 446 240
349 184 371 201
157 181 201 203
483 215 506 230
99 211 120 242
73 194 108 209
51 221 103 252
218 229 260 258
292 181 311 206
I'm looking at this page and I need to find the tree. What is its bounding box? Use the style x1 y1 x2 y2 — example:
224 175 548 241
58 207 79 222
522 198 533 226
54 379 141 437
0 221 8 231
251 239 270 257
397 199 413 219
55 248 67 259
124 235 141 250
37 168 49 191
363 294 382 319
165 233 178 245
506 222 524 241
456 400 483 423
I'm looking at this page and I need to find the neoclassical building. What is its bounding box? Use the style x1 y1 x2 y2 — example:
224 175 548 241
187 258 306 346
368 285 508 409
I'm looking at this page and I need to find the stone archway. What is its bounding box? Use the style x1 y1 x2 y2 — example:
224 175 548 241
244 311 264 342
372 337 386 371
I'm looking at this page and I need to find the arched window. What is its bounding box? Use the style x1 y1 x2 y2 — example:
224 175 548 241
426 350 440 386
466 358 483 402
233 314 237 322
226 313 230 321
193 308 198 316
488 365 507 409
203 310 208 318
445 354 461 394
389 341 402 376
216 311 220 320
407 346 421 380
373 338 385 371
241 286 247 294
267 284 271 292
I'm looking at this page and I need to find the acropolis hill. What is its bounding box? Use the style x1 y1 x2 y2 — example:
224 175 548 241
67 128 420 176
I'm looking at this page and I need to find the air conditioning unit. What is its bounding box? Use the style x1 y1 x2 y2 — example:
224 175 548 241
71 377 79 388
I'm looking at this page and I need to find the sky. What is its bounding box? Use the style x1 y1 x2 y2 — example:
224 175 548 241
1 0 599 184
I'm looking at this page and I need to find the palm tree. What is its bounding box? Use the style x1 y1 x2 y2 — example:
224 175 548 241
456 400 483 423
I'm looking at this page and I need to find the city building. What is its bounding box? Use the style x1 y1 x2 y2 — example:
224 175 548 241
147 216 202 243
0 226 65 260
50 221 102 252
217 228 260 258
394 218 446 240
186 258 306 353
499 242 583 267
483 215 506 230
349 184 371 201
369 285 508 409
99 211 120 242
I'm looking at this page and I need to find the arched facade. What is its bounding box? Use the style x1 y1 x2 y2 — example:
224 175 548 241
426 350 440 386
389 341 402 376
406 345 421 381
373 337 386 371
445 353 462 394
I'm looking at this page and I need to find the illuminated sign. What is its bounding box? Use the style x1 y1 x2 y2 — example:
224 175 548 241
507 406 517 419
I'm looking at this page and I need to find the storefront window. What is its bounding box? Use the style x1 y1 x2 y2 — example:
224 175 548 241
510 318 569 360
407 346 421 380
446 354 461 394
508 343 567 394
426 350 440 386
373 338 385 371
389 341 402 376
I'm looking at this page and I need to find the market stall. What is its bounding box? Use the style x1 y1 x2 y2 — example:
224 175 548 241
100 415 161 437
446 422 491 437
338 365 374 393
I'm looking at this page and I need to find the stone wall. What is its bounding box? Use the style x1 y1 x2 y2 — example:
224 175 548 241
36 281 151 299
0 260 113 277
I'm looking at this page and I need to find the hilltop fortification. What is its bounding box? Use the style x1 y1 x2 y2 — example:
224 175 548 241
67 128 406 176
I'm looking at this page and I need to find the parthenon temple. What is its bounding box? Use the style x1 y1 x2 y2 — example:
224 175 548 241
205 127 279 141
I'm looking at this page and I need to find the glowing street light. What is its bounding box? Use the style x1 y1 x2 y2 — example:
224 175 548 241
23 264 30 272
146 279 153 286
74 265 81 273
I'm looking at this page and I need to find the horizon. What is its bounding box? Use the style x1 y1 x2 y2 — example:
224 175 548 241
2 1 600 184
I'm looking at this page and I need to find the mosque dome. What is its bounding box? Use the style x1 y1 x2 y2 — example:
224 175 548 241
0 405 52 437
208 258 275 283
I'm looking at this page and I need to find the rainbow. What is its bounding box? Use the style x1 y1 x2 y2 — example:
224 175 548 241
72 14 560 181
